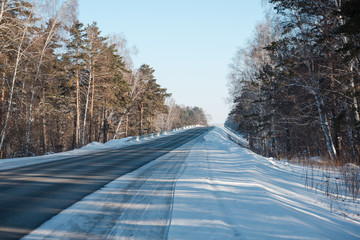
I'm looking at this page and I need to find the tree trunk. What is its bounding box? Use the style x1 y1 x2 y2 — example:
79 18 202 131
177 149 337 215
345 103 356 157
81 66 92 146
125 114 128 137
103 108 107 143
75 54 80 148
270 80 276 156
99 106 105 142
327 50 341 155
349 60 360 123
97 106 102 142
25 89 35 156
314 94 337 159
72 114 76 149
114 114 125 139
0 1 5 22
286 122 291 154
89 65 95 143
56 118 62 152
0 73 5 126
42 115 48 154
139 102 143 136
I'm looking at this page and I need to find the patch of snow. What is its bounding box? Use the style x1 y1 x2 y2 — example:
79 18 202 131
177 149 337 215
223 126 249 147
343 163 360 171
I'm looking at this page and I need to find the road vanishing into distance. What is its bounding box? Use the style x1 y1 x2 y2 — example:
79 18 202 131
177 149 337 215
0 127 212 240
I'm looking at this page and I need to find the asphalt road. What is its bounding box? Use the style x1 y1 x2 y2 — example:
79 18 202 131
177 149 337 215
0 127 212 240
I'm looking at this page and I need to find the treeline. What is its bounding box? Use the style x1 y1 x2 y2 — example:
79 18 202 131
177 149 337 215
156 100 208 130
0 0 207 158
227 0 360 163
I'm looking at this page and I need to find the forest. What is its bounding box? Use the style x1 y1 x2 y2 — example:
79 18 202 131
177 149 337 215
227 0 360 164
0 0 207 158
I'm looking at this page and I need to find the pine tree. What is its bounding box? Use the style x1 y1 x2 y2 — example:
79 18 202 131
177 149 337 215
65 20 88 148
136 64 170 135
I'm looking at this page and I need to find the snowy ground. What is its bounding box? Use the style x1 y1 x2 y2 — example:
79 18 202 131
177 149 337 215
21 127 360 239
168 127 360 239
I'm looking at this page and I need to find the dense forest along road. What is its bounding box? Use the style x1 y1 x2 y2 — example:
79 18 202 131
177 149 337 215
0 127 212 240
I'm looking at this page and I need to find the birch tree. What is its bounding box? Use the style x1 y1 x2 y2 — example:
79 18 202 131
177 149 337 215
25 0 75 155
0 0 36 154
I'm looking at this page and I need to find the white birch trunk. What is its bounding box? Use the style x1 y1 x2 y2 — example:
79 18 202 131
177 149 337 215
349 60 360 123
114 116 124 139
81 68 92 147
0 1 6 23
314 94 337 159
113 111 127 139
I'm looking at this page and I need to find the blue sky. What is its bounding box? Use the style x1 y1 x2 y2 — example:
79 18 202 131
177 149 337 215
78 0 265 124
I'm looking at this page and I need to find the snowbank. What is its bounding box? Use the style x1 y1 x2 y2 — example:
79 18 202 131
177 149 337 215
168 126 360 239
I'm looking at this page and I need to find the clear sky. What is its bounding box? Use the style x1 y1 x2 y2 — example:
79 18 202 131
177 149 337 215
78 0 265 124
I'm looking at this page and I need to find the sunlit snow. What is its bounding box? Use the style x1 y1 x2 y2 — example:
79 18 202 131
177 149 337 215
19 127 360 239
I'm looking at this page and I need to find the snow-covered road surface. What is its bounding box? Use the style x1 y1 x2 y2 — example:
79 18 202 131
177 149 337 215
23 127 360 239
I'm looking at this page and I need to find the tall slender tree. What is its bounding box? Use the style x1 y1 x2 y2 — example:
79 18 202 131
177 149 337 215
65 20 88 148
